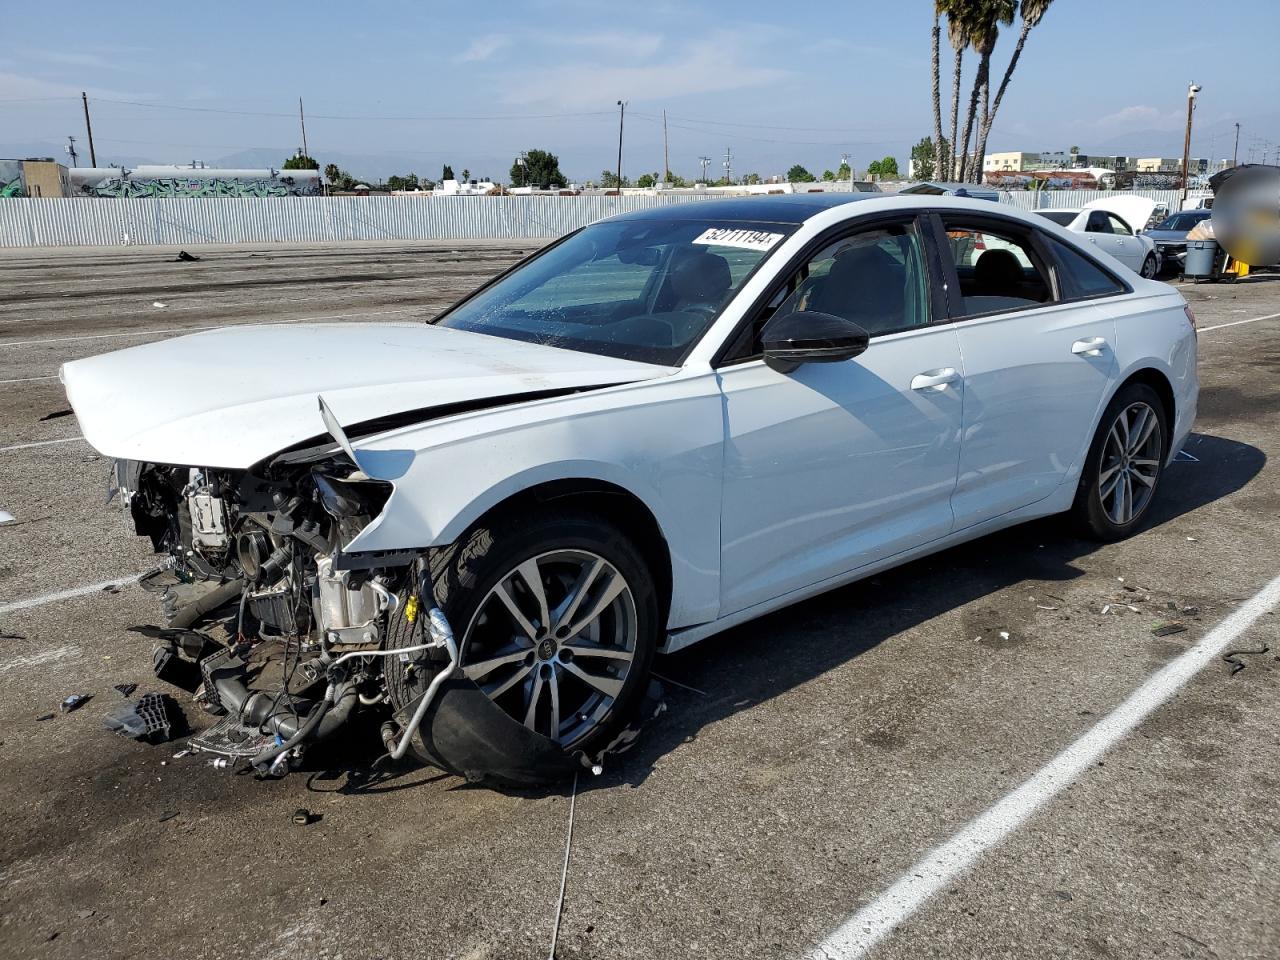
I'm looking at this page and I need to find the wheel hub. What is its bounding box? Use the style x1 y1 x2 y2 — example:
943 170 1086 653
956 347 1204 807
537 637 556 661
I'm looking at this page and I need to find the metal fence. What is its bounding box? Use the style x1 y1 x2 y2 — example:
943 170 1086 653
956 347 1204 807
0 189 1209 249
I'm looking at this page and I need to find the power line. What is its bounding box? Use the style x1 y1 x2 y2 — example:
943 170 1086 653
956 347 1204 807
88 97 615 122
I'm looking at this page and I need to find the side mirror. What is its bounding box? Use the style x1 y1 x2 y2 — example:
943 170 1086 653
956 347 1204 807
762 311 870 373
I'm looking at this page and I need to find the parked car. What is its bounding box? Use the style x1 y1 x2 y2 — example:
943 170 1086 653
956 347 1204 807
1035 206 1162 277
61 194 1198 783
1144 209 1214 273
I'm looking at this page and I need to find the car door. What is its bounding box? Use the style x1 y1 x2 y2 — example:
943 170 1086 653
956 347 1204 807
1083 210 1135 270
935 213 1119 528
715 215 964 616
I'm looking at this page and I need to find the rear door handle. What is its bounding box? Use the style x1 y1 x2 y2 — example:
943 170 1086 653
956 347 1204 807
911 368 960 391
1072 336 1109 356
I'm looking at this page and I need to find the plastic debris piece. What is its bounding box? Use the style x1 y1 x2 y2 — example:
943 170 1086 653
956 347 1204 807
0 510 14 525
0 630 25 640
113 683 137 698
102 693 174 742
1223 645 1270 675
151 301 167 308
292 808 314 825
172 749 191 759
1101 604 1112 615
174 250 201 262
1182 606 1200 616
158 810 178 823
36 713 55 722
209 757 230 770
1152 622 1188 637
60 694 90 713
999 631 1011 641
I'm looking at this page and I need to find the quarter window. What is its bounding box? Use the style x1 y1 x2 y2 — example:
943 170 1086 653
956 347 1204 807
940 222 1054 316
1048 237 1127 299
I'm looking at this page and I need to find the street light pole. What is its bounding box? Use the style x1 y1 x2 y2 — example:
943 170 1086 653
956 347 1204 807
615 100 626 191
81 92 97 167
1181 82 1200 205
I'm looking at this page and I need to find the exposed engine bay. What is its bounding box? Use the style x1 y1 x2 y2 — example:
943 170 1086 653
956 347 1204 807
115 434 595 784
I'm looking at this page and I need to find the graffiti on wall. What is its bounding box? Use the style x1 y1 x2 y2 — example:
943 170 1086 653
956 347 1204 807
72 171 322 199
0 160 26 198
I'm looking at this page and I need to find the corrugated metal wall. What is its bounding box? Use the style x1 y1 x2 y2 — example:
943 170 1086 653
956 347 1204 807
0 190 1208 248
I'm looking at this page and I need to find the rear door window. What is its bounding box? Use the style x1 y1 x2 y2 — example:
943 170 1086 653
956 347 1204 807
939 220 1055 317
1047 237 1127 300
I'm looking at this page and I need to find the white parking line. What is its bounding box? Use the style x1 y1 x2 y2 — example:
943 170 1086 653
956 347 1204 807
0 644 83 676
0 307 420 348
806 570 1280 960
0 375 58 385
0 437 84 452
1198 310 1280 333
0 575 139 616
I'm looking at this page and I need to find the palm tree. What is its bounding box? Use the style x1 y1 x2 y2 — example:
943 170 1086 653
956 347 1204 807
944 5 972 180
972 0 1055 180
957 0 1015 183
930 6 945 179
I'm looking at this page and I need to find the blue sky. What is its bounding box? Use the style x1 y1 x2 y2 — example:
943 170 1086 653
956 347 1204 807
2 0 1277 182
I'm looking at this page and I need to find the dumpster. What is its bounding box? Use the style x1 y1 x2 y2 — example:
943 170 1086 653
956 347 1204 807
1184 239 1219 280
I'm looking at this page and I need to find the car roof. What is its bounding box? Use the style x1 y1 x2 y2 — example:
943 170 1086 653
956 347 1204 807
605 193 878 225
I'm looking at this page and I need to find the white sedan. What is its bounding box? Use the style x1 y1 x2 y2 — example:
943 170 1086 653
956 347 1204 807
1035 203 1162 277
61 194 1198 783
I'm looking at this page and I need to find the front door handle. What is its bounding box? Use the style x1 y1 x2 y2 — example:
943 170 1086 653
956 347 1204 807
911 368 960 391
1072 336 1109 356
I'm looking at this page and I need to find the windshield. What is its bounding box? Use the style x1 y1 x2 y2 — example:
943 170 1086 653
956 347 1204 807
1153 212 1210 231
1035 211 1077 226
433 218 793 365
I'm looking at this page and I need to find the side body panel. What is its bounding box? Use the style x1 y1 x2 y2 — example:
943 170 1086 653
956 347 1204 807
344 372 727 629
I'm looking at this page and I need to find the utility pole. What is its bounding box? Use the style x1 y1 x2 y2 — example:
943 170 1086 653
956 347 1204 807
662 109 669 185
723 146 733 185
698 156 711 183
299 98 310 160
1233 122 1240 166
615 100 626 190
81 92 97 167
65 136 78 168
1180 82 1200 205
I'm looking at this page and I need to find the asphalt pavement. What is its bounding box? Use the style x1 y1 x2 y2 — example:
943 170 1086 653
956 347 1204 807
0 242 1277 960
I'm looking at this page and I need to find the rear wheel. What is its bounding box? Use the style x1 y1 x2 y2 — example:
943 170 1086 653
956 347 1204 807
423 509 659 757
1071 383 1168 541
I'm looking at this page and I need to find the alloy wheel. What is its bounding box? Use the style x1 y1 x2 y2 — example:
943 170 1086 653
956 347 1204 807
1097 401 1162 525
460 549 638 747
1140 254 1158 278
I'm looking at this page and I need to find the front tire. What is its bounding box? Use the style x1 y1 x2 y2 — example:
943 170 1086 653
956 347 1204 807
1071 383 1168 541
418 508 659 760
1140 253 1158 279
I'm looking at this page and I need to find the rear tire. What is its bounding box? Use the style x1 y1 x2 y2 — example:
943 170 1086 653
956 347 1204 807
1071 382 1169 541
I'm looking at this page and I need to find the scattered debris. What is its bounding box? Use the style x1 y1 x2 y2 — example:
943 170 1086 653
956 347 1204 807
1182 606 1201 617
101 584 122 595
0 629 26 640
999 631 1011 641
60 693 91 713
36 713 55 722
151 301 167 308
158 810 179 823
173 250 201 262
1152 622 1188 637
102 692 175 742
209 757 230 770
1174 449 1200 463
113 682 137 698
76 909 95 920
173 748 192 760
1186 536 1198 542
39 409 74 421
1101 604 1112 615
1223 645 1270 675
292 808 315 826
0 509 13 525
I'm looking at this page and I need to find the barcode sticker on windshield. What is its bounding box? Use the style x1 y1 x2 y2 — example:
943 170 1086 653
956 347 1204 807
692 228 785 251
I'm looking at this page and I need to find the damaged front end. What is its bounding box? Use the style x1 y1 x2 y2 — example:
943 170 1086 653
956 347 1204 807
113 409 595 785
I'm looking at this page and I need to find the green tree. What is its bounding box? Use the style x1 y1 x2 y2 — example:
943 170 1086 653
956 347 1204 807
323 163 341 184
461 168 471 181
878 156 900 178
868 160 882 179
742 172 762 185
636 172 659 188
442 164 455 181
786 164 816 183
600 170 630 188
511 149 565 189
821 169 835 181
910 136 942 180
836 161 852 180
665 171 690 187
957 1 1016 182
283 153 319 171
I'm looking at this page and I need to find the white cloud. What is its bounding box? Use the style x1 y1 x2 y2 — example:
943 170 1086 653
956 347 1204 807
0 70 142 101
541 31 664 60
502 31 789 109
1098 104 1180 130
456 34 511 63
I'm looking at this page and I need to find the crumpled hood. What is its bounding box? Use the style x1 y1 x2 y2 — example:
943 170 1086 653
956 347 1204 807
61 322 673 468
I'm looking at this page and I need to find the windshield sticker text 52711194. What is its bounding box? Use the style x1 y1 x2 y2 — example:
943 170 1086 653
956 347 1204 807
691 227 785 251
